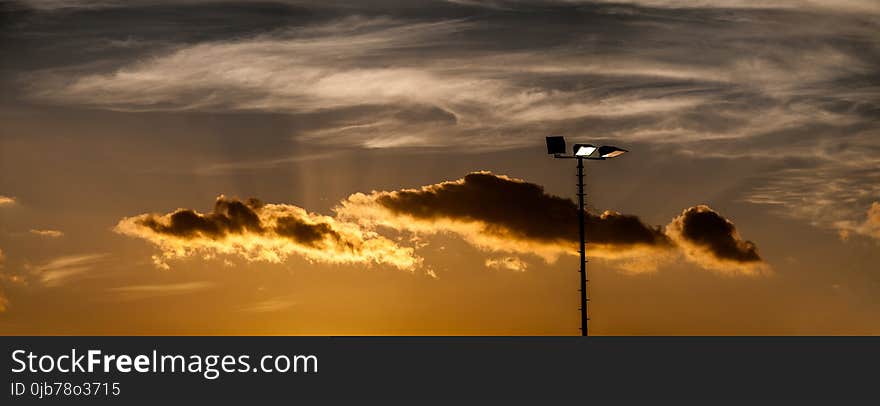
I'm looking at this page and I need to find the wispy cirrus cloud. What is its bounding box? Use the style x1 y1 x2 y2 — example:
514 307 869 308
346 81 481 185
0 251 110 310
194 151 338 175
27 10 876 147
29 229 64 238
27 253 109 287
26 0 880 14
15 2 880 244
835 202 880 241
107 281 215 301
447 0 880 14
239 296 297 313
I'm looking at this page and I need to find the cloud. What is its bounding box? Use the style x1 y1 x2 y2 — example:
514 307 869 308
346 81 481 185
27 253 109 287
338 172 674 265
18 0 880 15
116 172 763 274
339 172 763 273
14 0 121 10
0 251 107 311
0 249 24 286
835 202 880 241
114 195 419 270
194 151 338 175
21 4 878 238
743 152 880 241
115 172 766 274
107 281 215 301
239 297 297 313
449 0 880 14
666 205 766 275
0 196 15 206
26 15 792 152
30 18 474 115
29 229 64 238
607 0 880 14
485 256 528 272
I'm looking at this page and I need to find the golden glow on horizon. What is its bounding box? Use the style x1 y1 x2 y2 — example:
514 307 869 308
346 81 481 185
1 0 878 336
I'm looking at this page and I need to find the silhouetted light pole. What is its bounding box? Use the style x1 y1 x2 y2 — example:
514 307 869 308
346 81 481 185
546 136 628 336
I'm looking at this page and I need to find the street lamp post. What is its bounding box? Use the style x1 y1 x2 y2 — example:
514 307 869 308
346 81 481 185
576 156 587 337
546 136 628 336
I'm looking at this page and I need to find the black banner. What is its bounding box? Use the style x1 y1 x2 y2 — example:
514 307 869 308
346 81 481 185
1 337 876 404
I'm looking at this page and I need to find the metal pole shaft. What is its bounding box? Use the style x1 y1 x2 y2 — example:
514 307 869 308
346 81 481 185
577 157 588 336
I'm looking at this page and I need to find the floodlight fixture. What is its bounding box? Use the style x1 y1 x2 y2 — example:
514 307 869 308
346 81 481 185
546 136 567 155
573 143 597 158
547 136 628 161
598 145 628 159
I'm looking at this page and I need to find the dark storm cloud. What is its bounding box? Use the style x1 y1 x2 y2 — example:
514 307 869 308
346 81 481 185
340 172 764 273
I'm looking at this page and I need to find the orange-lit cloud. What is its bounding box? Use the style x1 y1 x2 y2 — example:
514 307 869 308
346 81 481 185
836 202 880 241
485 257 528 272
117 173 765 275
0 252 109 311
27 253 109 287
114 195 420 270
29 229 64 238
666 205 766 275
338 172 673 266
107 281 216 301
339 172 764 274
0 195 15 206
239 297 298 313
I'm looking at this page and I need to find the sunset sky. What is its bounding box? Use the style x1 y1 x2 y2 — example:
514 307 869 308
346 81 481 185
1 0 878 335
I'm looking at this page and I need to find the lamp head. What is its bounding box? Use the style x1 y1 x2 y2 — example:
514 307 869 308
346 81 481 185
546 136 567 155
573 143 598 157
598 145 628 158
